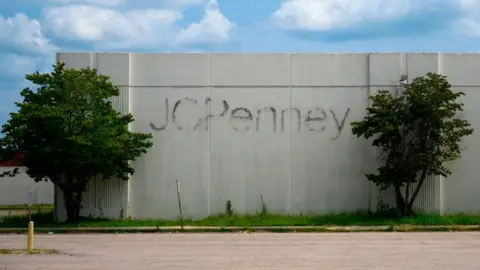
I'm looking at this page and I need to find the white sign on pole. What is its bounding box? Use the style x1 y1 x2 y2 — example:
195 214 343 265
27 192 33 207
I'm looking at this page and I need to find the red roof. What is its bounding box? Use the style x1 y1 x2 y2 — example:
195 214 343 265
0 153 25 167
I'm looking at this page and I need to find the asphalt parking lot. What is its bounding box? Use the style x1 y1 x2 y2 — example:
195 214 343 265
1 232 480 269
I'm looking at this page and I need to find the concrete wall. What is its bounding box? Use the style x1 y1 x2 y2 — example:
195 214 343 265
0 168 54 206
54 52 480 220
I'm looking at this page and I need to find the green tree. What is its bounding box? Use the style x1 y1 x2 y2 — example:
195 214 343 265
351 72 473 216
0 63 153 222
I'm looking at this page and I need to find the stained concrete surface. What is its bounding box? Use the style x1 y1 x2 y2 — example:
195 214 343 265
1 232 480 269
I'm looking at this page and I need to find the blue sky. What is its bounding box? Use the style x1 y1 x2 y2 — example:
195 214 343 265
1 0 480 125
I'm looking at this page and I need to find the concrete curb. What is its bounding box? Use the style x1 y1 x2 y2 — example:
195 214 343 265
1 225 480 234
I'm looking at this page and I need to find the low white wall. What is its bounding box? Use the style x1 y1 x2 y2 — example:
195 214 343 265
0 168 54 206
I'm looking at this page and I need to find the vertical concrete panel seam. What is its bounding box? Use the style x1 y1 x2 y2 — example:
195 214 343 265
401 53 407 81
437 52 441 213
126 52 132 218
53 180 57 221
126 53 132 116
437 52 444 214
288 53 292 213
366 54 371 104
437 52 443 75
208 53 212 216
127 54 132 215
440 175 445 215
85 52 97 216
367 53 380 212
54 52 60 223
405 53 415 209
90 52 95 69
402 53 409 218
366 53 372 212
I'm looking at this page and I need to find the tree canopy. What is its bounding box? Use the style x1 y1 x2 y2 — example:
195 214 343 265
351 72 474 216
0 63 153 222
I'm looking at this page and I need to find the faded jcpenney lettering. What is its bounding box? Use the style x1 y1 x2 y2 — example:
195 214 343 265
149 97 351 140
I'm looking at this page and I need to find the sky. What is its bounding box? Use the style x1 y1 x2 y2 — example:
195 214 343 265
1 0 480 125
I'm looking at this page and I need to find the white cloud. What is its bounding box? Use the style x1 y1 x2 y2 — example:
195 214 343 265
1 53 54 77
49 0 126 6
0 54 41 78
176 0 234 44
0 90 22 116
272 0 480 38
42 0 234 49
49 0 205 8
0 53 54 118
457 18 480 36
457 0 479 9
0 13 55 114
272 0 412 31
0 13 57 56
455 0 480 37
43 5 182 49
157 0 206 8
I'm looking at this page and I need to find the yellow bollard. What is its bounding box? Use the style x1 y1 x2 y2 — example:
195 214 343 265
27 221 34 253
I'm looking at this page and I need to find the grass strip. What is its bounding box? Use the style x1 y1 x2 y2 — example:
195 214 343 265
0 204 53 211
3 211 480 228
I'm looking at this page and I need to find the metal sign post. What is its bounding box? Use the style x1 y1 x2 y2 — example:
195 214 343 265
27 192 34 253
176 179 184 230
27 192 33 222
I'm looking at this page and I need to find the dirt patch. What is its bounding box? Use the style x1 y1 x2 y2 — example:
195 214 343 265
0 248 58 255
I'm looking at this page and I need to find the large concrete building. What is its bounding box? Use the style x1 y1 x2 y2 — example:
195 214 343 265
53 52 480 221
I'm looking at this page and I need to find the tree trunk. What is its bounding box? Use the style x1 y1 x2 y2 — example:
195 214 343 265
403 181 414 216
406 167 429 216
394 185 406 216
405 203 414 216
63 189 81 223
74 192 83 221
